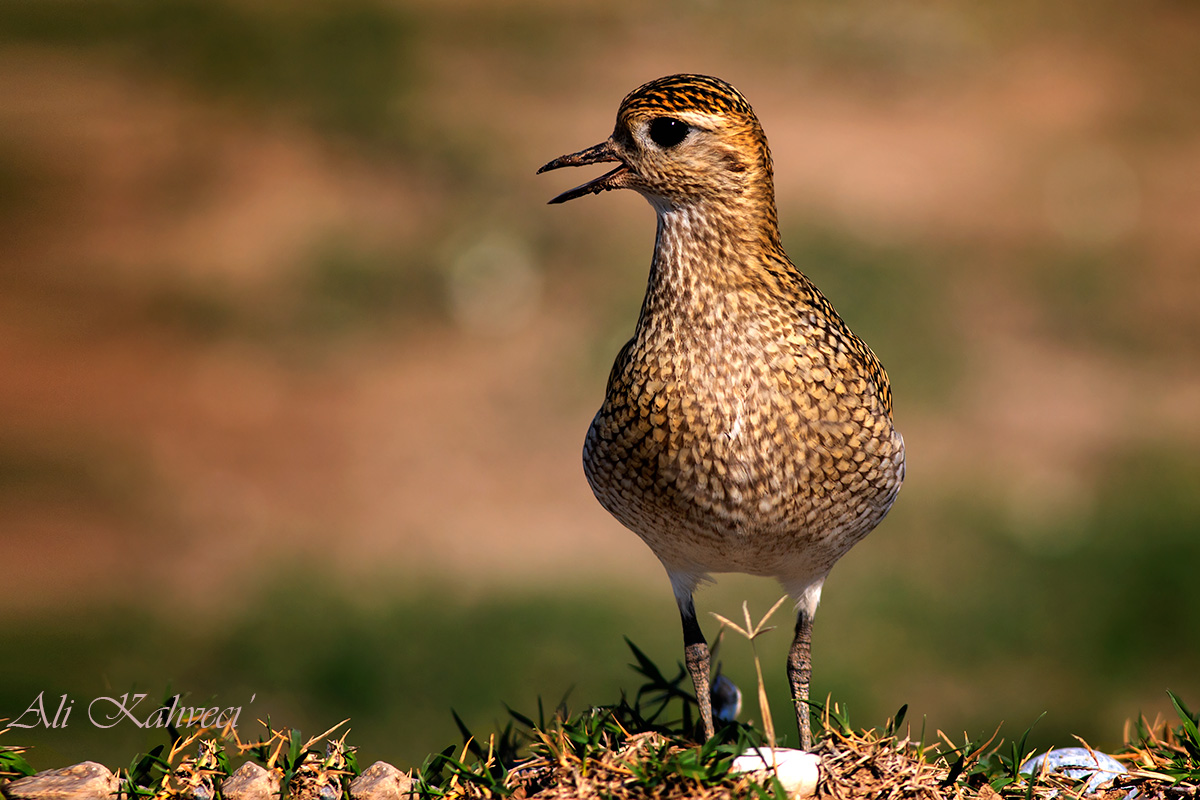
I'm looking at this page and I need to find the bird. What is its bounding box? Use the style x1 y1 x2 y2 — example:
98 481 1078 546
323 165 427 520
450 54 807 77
538 74 905 750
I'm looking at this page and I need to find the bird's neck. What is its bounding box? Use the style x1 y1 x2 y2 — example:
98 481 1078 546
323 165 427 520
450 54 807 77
636 201 786 337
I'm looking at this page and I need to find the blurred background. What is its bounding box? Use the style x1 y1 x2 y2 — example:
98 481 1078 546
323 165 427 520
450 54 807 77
2 0 1198 773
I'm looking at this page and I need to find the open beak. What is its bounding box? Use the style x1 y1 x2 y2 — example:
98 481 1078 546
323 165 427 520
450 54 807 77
537 139 629 204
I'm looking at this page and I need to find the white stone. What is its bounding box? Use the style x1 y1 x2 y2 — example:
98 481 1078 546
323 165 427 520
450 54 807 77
730 747 820 798
1019 747 1127 795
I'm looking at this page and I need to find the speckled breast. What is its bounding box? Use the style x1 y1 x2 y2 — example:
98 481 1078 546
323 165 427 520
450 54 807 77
582 322 905 581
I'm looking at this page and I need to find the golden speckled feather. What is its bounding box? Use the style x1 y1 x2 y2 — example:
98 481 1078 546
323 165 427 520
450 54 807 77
540 74 905 750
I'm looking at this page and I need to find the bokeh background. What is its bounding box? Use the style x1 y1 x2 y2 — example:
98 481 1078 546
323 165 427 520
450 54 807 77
2 0 1199 773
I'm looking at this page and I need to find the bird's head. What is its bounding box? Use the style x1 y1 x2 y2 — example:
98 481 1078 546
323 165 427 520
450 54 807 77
539 74 776 217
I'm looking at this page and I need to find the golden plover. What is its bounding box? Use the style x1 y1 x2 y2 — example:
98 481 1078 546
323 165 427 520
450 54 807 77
539 74 905 749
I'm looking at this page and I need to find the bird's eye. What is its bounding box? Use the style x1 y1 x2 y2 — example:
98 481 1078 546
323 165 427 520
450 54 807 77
648 117 689 148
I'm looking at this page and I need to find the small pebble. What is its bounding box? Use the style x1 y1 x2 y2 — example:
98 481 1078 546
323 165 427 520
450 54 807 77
711 674 743 722
1 761 118 800
221 762 281 800
1019 747 1127 795
350 761 414 800
730 747 820 798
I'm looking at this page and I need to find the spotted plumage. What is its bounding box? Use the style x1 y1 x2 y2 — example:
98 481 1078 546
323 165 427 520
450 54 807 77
539 74 905 750
619 74 756 119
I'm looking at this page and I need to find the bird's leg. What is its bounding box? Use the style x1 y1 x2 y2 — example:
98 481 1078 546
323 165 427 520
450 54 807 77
787 607 814 750
679 596 715 740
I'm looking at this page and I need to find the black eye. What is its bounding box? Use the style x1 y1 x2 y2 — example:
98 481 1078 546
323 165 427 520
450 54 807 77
648 117 689 148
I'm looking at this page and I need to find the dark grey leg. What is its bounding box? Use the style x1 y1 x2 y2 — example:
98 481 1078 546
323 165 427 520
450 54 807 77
787 608 813 750
679 596 715 740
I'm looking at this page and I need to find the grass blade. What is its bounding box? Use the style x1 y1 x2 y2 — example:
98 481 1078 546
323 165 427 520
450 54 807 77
1168 690 1200 758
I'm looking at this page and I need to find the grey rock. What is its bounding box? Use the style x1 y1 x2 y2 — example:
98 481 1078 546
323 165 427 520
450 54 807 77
711 673 743 722
1020 747 1128 795
221 762 280 800
350 762 413 800
2 761 117 800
